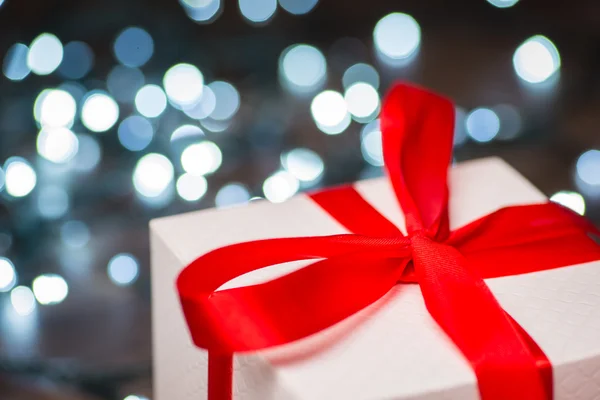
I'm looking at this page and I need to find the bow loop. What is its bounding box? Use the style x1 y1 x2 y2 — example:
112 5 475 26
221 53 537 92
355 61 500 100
381 84 455 241
177 233 412 353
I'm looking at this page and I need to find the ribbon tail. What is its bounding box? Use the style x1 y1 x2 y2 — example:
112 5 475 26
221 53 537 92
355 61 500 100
411 235 549 400
506 313 553 399
208 352 233 400
448 202 600 279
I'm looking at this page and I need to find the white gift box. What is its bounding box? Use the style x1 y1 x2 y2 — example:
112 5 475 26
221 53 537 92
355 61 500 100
150 157 600 400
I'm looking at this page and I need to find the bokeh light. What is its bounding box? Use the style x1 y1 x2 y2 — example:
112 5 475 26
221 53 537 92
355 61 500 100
215 183 251 207
200 118 230 133
37 186 69 220
135 84 167 118
181 0 222 23
133 154 174 198
180 0 212 6
279 44 327 94
124 395 149 400
576 150 600 186
37 127 79 163
27 33 63 75
361 119 383 166
263 171 299 203
550 191 585 216
176 173 208 202
39 89 76 128
113 27 154 68
10 286 36 316
107 253 139 286
60 220 91 249
73 134 102 172
32 274 69 305
0 166 4 192
3 43 31 81
239 0 277 23
208 81 240 120
180 141 223 175
183 85 216 119
281 148 324 182
342 63 379 90
58 41 94 80
310 90 350 134
163 63 204 108
33 89 51 124
513 35 560 84
278 0 319 15
107 66 145 103
487 0 519 8
3 158 37 198
344 82 380 121
465 108 500 143
81 92 120 132
170 124 204 143
0 257 17 293
118 116 154 151
374 13 420 64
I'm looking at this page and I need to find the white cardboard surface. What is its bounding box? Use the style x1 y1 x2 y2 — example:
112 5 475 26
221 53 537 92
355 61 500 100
151 157 600 400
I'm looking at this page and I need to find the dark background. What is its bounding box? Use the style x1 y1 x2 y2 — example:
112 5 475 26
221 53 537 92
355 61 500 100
1 0 600 399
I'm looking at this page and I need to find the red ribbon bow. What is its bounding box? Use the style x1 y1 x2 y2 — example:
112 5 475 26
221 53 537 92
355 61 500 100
177 83 600 400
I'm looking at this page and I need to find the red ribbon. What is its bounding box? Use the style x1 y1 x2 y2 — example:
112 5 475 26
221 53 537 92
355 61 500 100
177 83 600 400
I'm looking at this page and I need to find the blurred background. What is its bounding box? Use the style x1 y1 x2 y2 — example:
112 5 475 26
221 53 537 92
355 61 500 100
1 0 599 398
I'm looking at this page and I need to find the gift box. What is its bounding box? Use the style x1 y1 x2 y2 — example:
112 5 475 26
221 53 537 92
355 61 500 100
150 84 600 400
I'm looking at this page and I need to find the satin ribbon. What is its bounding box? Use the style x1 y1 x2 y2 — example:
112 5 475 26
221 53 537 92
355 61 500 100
177 83 600 400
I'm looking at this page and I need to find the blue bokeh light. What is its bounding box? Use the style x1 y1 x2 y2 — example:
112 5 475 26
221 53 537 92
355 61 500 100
279 44 327 94
465 108 500 143
208 81 240 120
113 27 154 68
278 0 319 15
27 33 64 75
342 63 379 90
107 253 139 286
3 43 31 81
239 0 277 23
215 183 250 208
181 0 222 23
135 85 167 118
373 13 420 66
58 41 94 80
118 116 154 151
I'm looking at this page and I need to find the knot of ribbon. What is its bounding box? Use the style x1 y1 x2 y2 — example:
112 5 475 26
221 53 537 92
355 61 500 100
177 83 600 400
